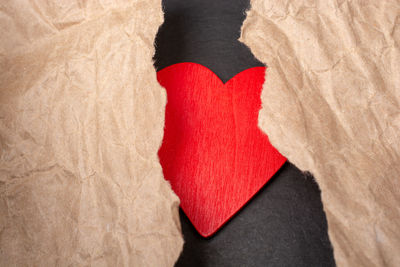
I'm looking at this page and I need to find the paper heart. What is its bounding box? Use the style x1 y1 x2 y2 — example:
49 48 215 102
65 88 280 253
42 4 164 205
157 63 286 237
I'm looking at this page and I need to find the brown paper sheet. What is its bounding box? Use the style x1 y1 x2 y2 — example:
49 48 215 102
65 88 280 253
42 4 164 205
241 0 400 266
0 1 183 266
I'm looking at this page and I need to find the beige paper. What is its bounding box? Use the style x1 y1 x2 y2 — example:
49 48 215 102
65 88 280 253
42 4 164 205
241 0 400 266
0 0 183 266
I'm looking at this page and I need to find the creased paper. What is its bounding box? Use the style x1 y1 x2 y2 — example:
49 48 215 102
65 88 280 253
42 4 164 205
241 0 400 266
0 0 183 266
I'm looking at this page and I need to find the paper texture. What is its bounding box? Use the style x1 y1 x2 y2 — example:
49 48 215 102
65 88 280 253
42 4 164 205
0 0 183 266
241 0 400 266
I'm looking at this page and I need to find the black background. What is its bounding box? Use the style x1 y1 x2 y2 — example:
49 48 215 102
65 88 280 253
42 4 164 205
154 0 335 266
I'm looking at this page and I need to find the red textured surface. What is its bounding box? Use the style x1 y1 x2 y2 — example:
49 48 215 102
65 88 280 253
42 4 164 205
157 63 286 237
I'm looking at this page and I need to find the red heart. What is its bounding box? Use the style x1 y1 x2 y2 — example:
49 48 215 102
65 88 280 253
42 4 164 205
157 63 286 237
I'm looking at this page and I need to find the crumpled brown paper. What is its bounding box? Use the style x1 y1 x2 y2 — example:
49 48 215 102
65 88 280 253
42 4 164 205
0 0 183 266
241 0 400 266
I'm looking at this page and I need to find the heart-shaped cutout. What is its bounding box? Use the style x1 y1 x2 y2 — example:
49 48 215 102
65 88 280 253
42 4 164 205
157 63 286 237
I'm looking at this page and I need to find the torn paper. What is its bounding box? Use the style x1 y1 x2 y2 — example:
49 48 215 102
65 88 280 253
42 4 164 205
241 0 400 266
0 0 183 266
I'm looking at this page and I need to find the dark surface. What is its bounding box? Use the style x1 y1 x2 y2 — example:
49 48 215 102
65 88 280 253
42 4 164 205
154 0 264 82
154 0 335 266
175 163 334 267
